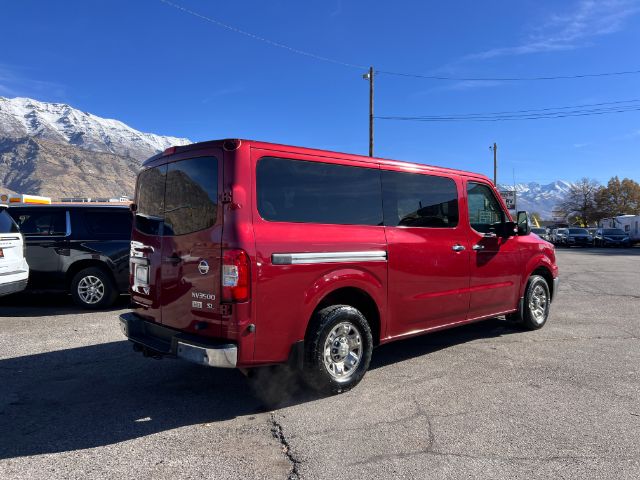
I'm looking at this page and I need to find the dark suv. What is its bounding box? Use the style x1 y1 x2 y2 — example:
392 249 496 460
8 204 131 308
565 228 593 247
594 228 631 247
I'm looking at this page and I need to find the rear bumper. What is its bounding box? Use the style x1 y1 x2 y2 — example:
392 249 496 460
0 278 28 297
119 312 237 368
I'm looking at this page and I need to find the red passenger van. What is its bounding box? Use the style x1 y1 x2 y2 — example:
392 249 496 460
120 139 558 393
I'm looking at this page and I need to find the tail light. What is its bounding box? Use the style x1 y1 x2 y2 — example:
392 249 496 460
222 249 250 302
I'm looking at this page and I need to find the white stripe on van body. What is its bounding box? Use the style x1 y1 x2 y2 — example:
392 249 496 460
272 250 387 265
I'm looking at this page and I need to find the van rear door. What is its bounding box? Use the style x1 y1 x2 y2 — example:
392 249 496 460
159 155 223 335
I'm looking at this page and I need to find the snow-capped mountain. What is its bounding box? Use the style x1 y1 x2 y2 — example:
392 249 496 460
0 96 191 160
498 181 573 219
0 97 192 198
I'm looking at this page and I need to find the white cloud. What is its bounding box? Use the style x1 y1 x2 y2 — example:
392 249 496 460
0 64 65 100
466 0 640 60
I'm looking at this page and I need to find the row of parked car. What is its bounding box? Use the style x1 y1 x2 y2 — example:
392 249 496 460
0 203 130 308
530 226 634 248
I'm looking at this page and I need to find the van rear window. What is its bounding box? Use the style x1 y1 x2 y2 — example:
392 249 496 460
135 156 218 236
257 157 382 226
136 166 167 236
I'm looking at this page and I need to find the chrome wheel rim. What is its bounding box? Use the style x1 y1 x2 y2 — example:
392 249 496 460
323 322 362 380
78 275 105 304
529 285 548 324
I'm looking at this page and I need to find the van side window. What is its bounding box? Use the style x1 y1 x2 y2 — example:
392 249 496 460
381 171 459 228
467 182 506 233
257 157 383 226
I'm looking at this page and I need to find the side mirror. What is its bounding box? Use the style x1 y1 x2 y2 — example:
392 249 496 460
516 211 531 236
129 203 138 213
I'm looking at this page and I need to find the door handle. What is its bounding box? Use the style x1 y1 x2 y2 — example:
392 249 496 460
452 244 466 252
472 244 485 251
164 254 182 265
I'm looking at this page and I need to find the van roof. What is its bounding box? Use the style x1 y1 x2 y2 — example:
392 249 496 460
145 138 493 183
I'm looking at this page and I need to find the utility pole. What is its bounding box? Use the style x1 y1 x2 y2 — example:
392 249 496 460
490 142 497 185
363 66 374 157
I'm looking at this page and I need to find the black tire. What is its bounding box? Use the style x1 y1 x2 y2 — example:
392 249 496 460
303 305 373 394
506 275 551 330
70 266 118 309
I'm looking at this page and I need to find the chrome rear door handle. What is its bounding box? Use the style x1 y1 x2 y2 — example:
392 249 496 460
164 254 182 265
452 244 466 252
472 244 485 250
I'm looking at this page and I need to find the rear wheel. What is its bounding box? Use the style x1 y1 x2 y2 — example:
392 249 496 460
508 275 551 330
71 267 118 309
303 305 373 394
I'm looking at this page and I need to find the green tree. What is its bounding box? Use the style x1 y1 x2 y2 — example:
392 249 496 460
561 178 600 226
595 176 640 217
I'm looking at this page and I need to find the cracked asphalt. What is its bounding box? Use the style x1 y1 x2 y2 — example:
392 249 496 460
1 247 639 479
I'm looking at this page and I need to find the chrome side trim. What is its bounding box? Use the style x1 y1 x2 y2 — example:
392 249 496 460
272 250 387 265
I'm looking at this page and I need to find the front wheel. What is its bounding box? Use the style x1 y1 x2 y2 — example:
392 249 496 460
507 275 551 330
303 305 373 394
71 267 118 309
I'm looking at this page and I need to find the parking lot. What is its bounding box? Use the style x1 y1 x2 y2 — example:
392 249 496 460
1 247 639 480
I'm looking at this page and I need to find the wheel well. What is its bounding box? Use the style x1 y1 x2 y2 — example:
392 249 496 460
532 266 554 299
313 287 381 345
66 260 114 289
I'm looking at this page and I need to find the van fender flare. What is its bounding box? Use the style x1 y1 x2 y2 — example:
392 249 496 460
520 255 555 299
299 267 386 341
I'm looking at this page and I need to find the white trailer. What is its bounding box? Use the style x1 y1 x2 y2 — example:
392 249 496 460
599 215 640 242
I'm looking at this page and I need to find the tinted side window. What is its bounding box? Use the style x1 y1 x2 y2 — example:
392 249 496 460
0 209 19 234
164 157 218 236
257 157 382 226
11 210 67 236
467 182 506 233
135 165 167 236
382 171 459 228
84 211 132 238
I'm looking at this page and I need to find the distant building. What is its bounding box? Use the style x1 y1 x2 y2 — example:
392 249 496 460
551 206 565 222
59 195 130 203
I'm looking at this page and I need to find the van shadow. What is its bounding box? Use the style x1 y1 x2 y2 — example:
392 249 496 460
0 341 264 459
370 317 520 370
0 294 130 317
0 318 521 459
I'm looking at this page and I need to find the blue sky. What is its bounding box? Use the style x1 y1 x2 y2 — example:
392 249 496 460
1 0 640 185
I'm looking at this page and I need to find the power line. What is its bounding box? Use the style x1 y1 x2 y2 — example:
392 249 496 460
376 69 640 82
380 99 640 119
159 0 640 83
377 101 640 122
158 0 366 70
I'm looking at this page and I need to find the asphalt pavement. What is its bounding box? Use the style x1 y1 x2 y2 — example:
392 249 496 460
1 247 639 479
